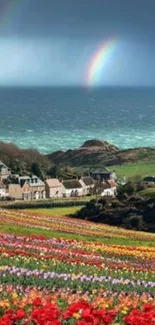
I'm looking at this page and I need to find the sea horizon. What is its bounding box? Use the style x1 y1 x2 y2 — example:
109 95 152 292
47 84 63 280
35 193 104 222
0 85 155 153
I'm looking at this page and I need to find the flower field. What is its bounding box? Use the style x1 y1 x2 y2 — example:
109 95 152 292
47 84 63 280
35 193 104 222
0 208 155 324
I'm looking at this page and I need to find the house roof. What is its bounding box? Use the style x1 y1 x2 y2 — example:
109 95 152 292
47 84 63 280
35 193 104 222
19 176 30 181
18 175 38 181
102 182 111 190
90 167 111 175
19 175 45 187
108 180 117 188
63 179 82 190
45 178 62 187
29 180 45 187
82 176 94 186
143 176 155 183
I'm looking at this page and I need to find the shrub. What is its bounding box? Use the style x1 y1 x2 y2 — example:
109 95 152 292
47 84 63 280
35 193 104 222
3 200 87 210
122 214 147 231
117 182 135 199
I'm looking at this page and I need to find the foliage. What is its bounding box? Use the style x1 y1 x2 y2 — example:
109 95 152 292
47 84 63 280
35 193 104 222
139 188 155 199
0 141 51 176
75 196 155 232
5 200 86 210
122 214 147 231
31 162 45 180
117 182 135 199
47 165 80 180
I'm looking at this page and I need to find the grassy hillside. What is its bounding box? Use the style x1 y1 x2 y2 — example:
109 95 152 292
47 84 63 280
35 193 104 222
112 161 155 180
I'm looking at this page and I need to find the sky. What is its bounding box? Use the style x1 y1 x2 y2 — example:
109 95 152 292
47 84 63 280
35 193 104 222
0 0 155 86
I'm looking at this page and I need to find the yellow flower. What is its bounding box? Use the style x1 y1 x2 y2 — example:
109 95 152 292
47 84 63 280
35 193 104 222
121 309 128 314
73 313 81 319
105 304 109 308
12 293 18 299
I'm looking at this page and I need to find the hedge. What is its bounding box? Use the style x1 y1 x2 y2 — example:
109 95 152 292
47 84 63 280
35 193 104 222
1 200 87 210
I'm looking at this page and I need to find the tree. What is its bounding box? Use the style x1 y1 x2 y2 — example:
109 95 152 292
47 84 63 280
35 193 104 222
31 162 44 180
117 182 135 199
47 165 61 178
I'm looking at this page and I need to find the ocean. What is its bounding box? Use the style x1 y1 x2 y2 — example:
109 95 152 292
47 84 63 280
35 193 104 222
0 86 155 153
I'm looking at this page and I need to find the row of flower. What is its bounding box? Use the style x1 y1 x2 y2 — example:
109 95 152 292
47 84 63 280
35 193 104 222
0 208 155 324
0 233 154 294
1 208 155 242
0 286 155 324
1 232 155 267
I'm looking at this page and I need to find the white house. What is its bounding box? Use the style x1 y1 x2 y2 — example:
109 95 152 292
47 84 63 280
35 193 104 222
101 180 117 197
79 176 95 195
45 178 63 198
0 161 11 180
101 188 115 197
0 180 6 198
62 179 83 197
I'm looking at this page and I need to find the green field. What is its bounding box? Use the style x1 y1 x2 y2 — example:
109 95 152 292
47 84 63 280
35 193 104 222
28 206 83 216
112 161 155 180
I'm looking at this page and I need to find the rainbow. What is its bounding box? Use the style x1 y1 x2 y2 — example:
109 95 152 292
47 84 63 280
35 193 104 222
86 38 118 87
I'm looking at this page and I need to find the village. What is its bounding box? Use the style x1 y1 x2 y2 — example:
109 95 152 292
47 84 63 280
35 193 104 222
0 160 118 201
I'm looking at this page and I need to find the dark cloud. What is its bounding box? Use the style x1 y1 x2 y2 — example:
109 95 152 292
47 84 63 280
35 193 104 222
0 0 155 40
0 0 155 85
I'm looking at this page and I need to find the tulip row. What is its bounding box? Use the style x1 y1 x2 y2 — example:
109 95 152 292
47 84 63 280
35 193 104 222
0 286 155 324
0 232 155 294
0 207 155 324
1 208 155 242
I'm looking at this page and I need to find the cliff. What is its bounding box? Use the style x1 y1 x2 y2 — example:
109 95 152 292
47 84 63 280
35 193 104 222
47 139 155 167
1 139 155 172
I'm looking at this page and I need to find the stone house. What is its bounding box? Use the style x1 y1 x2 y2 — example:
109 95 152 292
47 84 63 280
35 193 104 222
62 179 83 197
0 161 11 180
9 175 46 200
45 178 63 198
9 184 22 200
79 176 95 195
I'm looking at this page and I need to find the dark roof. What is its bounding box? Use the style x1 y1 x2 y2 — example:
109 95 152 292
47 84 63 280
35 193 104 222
82 176 94 186
102 182 111 190
143 176 155 183
19 175 44 187
90 167 111 175
63 179 82 189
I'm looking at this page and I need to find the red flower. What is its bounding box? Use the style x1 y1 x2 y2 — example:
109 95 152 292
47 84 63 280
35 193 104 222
0 314 12 325
33 298 42 307
31 302 61 325
124 305 155 325
15 310 25 321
